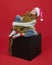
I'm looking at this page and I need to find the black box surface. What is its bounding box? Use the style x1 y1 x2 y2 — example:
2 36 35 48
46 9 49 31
11 33 41 61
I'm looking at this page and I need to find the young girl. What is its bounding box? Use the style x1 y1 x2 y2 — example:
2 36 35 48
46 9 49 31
9 7 43 38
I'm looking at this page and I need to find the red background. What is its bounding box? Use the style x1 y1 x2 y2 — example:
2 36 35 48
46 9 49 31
0 0 52 65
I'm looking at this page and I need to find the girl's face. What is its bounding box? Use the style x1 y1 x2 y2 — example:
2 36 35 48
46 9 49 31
30 10 37 15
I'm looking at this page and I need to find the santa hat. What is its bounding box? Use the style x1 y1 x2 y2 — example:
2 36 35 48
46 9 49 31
33 7 44 21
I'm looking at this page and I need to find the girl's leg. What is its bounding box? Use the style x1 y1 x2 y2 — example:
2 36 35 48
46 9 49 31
12 33 21 38
9 30 16 37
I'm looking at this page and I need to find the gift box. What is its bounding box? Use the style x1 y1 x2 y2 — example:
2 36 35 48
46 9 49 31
10 33 41 61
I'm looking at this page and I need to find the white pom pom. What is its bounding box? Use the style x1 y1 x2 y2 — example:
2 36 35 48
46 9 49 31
40 18 43 21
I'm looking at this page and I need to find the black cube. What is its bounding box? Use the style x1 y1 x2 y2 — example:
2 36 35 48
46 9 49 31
11 33 41 61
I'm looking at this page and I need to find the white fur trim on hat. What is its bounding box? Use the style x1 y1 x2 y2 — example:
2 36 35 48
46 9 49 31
34 7 40 17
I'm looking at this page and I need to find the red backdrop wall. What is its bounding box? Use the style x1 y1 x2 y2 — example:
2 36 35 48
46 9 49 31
0 0 52 65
